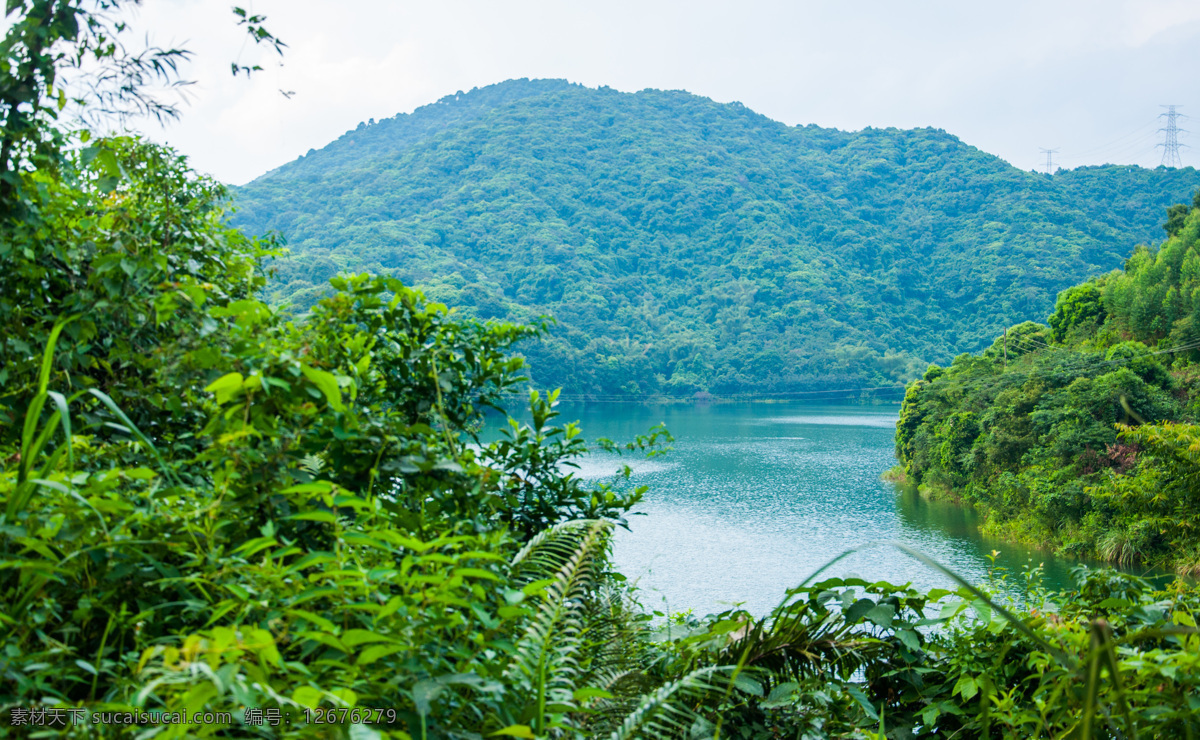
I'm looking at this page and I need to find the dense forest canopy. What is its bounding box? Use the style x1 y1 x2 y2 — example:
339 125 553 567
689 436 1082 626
896 190 1200 573
233 79 1200 399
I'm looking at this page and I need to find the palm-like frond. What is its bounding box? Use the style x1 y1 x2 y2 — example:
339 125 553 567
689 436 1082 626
581 584 649 676
721 603 885 681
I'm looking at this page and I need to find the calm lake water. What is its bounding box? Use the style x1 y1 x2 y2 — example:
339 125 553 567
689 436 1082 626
532 401 1157 617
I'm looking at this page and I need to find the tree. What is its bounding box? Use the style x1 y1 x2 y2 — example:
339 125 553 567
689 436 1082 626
1 1 283 196
1048 282 1105 343
1165 202 1190 237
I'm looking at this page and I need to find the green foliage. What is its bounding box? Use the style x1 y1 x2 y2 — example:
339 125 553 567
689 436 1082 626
7 6 1200 738
1165 201 1190 237
1049 282 1106 342
232 79 1200 399
1095 422 1200 572
0 140 692 735
897 193 1200 571
0 12 675 732
16 129 1197 740
862 564 1200 738
0 0 181 190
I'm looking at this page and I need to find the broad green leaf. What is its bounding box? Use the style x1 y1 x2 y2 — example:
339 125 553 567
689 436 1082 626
357 644 405 666
763 681 799 708
573 687 614 701
288 511 338 524
293 686 323 709
489 727 536 739
846 685 879 721
865 604 895 628
731 673 764 696
377 597 404 620
844 598 876 623
896 628 921 652
953 675 979 701
412 679 441 717
286 609 336 632
204 372 244 404
348 724 382 740
296 631 348 653
289 587 337 607
452 567 500 581
330 688 358 707
300 364 345 411
341 630 395 648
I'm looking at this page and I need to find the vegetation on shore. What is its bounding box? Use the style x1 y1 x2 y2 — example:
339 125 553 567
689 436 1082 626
3 3 1200 738
897 190 1200 574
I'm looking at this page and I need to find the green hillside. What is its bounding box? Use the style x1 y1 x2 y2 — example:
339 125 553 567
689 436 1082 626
895 192 1200 572
233 79 1200 398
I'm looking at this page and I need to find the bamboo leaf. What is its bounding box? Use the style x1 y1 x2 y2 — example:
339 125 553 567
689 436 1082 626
288 511 338 524
38 316 77 394
357 644 405 666
87 389 179 487
341 630 395 648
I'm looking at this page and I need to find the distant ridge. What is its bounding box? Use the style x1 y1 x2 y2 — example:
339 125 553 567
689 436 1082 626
233 79 1200 398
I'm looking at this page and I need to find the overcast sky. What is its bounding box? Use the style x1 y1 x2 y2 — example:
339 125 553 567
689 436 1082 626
123 0 1200 185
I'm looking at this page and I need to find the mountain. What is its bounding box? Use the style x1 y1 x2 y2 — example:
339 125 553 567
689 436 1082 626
232 78 1200 398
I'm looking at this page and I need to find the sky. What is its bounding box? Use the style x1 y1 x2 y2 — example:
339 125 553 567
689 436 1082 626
117 0 1200 185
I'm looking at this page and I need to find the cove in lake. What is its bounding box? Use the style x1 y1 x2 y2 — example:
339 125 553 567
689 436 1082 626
537 401 1164 617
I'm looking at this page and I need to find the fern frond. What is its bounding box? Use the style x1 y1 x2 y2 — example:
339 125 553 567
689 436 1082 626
575 668 657 735
580 583 647 674
607 665 730 740
298 452 325 474
506 519 614 733
511 518 610 575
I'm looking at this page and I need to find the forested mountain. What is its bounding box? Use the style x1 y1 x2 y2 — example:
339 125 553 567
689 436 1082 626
233 79 1200 397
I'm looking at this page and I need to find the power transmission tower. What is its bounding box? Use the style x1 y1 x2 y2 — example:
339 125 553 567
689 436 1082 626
1158 105 1188 168
1039 148 1059 174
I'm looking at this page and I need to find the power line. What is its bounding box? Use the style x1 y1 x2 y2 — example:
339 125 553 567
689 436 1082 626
1040 110 1190 170
1158 105 1188 168
1057 129 1161 168
1057 118 1159 162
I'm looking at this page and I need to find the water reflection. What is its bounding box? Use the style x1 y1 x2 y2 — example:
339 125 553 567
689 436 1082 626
893 478 1169 593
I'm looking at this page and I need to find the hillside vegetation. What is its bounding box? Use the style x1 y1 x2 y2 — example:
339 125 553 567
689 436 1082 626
6 7 1200 737
234 79 1200 398
897 190 1200 572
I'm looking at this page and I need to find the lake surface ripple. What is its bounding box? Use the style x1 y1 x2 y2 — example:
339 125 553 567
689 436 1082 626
558 402 1113 617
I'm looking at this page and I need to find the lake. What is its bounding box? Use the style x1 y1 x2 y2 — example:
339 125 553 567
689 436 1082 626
541 401 1154 617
